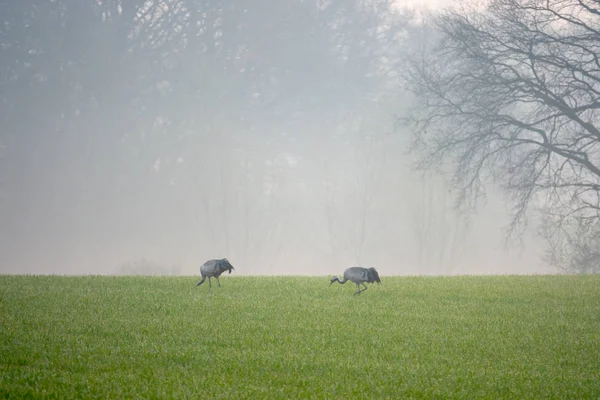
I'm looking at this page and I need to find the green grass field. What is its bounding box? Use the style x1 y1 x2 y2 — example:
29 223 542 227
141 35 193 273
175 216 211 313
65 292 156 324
1 275 599 399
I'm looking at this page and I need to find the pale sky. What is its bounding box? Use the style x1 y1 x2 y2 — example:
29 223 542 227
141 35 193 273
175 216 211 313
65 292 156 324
396 0 454 10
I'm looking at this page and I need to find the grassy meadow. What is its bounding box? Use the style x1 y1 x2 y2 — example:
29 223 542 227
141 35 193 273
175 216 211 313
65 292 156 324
1 275 599 399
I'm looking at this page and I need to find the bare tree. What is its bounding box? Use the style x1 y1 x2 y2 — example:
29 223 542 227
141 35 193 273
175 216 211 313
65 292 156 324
411 170 468 274
541 214 600 274
320 169 341 266
402 0 600 266
0 141 5 237
350 125 389 265
318 117 389 267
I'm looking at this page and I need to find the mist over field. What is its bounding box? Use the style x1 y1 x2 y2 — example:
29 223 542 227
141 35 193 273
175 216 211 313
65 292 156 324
0 0 563 277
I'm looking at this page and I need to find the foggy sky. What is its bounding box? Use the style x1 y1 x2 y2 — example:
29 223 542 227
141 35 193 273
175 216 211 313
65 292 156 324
0 0 555 276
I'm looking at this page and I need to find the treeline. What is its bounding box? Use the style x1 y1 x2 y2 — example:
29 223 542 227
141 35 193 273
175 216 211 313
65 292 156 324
1 1 436 274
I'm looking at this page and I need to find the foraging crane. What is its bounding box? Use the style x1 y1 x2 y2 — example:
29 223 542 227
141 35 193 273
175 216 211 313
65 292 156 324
196 258 235 288
329 266 381 295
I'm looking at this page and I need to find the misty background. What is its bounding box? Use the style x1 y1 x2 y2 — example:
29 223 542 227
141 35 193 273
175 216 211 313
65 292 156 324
0 0 552 276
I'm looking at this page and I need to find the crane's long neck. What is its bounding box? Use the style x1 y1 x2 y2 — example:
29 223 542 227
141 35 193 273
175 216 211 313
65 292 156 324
330 276 348 285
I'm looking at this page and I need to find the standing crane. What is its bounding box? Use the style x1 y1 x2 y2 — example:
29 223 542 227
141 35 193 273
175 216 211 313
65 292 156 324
329 266 381 295
196 258 235 288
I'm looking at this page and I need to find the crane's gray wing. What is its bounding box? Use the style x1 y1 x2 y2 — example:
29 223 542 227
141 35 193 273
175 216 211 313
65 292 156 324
200 259 218 274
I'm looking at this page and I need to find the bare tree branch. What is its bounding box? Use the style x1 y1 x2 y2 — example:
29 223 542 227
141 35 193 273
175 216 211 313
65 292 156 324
401 0 600 248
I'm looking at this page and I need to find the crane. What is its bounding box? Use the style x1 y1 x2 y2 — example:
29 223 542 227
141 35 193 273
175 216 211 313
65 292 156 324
196 258 235 288
329 266 381 295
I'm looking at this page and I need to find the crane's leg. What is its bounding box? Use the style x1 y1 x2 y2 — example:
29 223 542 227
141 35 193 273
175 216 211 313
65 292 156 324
354 283 369 295
196 277 206 286
208 277 212 288
216 277 221 287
